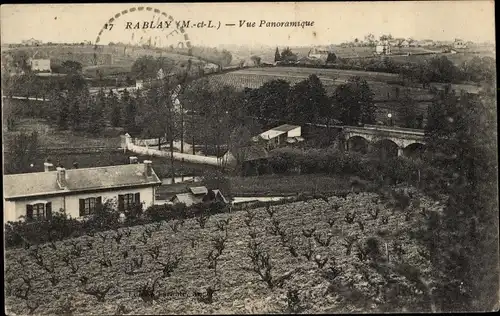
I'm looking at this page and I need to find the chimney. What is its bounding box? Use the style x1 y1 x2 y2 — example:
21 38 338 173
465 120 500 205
144 160 153 177
129 156 138 164
56 167 67 189
44 162 54 172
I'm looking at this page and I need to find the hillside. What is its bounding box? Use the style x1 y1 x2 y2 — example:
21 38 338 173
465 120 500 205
2 45 212 80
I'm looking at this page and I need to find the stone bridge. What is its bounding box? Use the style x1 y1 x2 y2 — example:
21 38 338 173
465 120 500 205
343 124 426 157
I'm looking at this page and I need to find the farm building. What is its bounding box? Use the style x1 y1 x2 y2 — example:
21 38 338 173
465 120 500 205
170 186 229 207
420 39 435 47
399 40 410 48
453 39 468 49
375 41 391 55
252 124 303 149
28 58 51 73
136 79 144 89
221 145 270 175
308 47 330 61
3 161 161 223
21 38 42 46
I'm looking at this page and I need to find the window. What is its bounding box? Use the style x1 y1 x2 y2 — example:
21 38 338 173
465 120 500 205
79 197 102 217
118 193 140 212
26 202 51 220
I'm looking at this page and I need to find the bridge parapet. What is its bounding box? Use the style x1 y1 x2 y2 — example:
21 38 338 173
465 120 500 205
345 125 425 137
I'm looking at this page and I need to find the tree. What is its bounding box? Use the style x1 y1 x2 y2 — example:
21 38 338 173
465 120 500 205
10 50 31 73
333 76 376 126
226 125 253 174
364 34 375 46
427 56 458 83
274 47 281 62
61 60 82 74
326 52 337 64
250 55 261 66
54 90 69 130
254 79 291 119
2 98 21 131
398 89 419 128
122 89 137 134
5 131 40 174
220 49 233 66
280 47 298 63
131 55 158 80
87 89 106 134
107 89 121 127
287 74 329 125
422 84 498 312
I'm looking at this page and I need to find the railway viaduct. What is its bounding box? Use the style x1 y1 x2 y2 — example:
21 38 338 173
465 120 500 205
342 124 426 157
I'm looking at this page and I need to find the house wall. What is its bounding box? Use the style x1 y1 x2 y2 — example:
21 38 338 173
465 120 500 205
375 46 383 54
64 186 156 218
31 59 51 72
221 152 237 168
4 186 157 223
6 196 65 223
287 127 301 138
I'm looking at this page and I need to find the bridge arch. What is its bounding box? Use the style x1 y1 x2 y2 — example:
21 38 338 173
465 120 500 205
347 135 370 154
403 142 426 158
372 139 399 158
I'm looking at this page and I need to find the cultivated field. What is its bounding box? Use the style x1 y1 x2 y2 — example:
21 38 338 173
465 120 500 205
5 188 443 314
206 67 435 102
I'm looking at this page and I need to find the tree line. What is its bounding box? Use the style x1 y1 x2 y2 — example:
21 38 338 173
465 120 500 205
243 75 377 127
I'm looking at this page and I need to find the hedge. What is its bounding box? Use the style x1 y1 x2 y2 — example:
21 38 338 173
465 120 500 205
4 189 350 249
4 200 228 249
267 146 448 192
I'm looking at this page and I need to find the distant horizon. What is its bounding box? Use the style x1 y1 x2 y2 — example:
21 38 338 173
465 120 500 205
2 37 494 48
1 2 495 48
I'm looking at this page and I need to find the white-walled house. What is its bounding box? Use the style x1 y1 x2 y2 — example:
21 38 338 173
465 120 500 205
375 41 391 55
3 161 161 223
253 124 303 149
28 58 51 73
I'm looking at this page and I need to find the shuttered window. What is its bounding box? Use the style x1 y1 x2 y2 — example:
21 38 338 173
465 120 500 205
26 205 33 220
118 193 140 211
26 202 52 220
79 197 102 217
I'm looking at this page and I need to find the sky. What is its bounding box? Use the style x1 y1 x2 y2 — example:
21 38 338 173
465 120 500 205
1 2 495 48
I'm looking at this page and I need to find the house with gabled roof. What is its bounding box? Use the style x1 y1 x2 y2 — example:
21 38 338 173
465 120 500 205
3 160 161 223
453 39 467 49
252 124 303 149
170 186 229 207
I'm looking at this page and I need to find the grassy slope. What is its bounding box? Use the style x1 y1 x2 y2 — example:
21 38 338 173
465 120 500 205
4 190 442 314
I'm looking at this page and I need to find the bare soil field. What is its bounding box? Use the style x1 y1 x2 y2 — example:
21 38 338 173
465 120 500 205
5 188 443 314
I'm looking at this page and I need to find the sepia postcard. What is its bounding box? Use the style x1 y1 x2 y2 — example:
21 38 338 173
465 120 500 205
2 2 498 314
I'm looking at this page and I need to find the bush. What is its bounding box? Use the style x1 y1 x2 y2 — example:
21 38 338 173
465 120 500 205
145 203 187 222
265 146 444 194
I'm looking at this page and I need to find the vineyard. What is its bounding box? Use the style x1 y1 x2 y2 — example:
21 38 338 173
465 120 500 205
5 186 444 314
206 68 435 101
